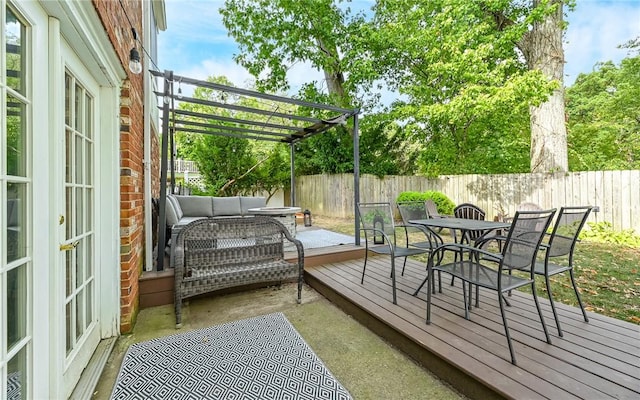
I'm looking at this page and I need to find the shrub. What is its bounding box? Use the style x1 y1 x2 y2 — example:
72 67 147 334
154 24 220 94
580 222 640 248
396 191 455 215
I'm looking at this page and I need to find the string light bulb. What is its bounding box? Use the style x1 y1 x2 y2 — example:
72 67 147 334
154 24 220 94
129 27 142 74
129 48 142 74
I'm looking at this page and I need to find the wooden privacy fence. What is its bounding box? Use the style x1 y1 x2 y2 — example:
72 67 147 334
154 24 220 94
295 170 640 233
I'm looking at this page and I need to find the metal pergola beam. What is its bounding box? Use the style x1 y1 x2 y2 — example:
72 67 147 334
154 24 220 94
154 69 360 271
151 70 354 114
156 92 324 125
172 108 303 132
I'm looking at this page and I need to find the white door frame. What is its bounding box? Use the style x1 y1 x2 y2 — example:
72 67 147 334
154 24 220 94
46 19 122 400
4 0 124 397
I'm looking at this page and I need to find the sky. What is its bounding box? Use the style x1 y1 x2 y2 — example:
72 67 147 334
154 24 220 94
157 0 640 98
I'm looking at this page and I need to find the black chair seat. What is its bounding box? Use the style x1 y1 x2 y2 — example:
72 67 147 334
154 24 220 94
435 260 533 292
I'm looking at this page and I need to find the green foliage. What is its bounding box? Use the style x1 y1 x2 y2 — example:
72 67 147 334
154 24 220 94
358 114 420 177
219 1 576 175
396 191 455 215
371 1 559 175
173 76 293 196
565 56 640 170
580 222 640 248
194 135 256 196
220 0 362 110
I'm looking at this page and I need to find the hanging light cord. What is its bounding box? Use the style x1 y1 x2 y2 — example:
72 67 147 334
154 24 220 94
117 0 161 72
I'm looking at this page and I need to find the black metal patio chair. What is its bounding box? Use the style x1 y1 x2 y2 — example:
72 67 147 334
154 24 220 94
426 208 557 365
535 206 593 337
357 202 432 305
396 201 444 284
453 202 487 244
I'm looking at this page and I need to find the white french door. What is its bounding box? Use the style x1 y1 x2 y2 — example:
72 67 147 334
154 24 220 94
2 1 121 398
1 4 31 400
59 42 100 398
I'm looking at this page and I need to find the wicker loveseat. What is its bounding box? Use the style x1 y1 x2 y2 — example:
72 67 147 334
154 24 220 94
172 216 304 327
165 194 267 228
163 194 267 254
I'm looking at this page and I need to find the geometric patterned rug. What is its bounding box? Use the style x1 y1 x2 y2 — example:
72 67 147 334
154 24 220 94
110 312 352 399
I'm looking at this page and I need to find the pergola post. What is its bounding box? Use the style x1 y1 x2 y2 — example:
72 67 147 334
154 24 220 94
290 143 295 206
156 70 172 271
353 113 360 246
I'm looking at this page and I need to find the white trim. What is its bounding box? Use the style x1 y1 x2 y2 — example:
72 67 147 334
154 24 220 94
44 14 63 400
38 0 126 85
152 0 167 31
97 84 121 337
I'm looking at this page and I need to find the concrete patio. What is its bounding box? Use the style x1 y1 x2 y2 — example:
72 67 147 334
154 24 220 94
92 282 466 400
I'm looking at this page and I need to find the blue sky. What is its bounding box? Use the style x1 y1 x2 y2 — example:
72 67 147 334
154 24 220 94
157 0 640 96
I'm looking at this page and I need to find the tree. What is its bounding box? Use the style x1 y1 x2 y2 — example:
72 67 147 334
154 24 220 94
565 57 640 170
370 0 567 174
220 0 361 109
518 0 569 173
175 76 293 196
220 1 574 175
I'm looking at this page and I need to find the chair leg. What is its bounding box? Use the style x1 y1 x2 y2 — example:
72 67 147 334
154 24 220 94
414 274 428 296
462 281 470 320
569 269 590 323
401 256 407 276
545 274 563 337
426 263 433 324
413 255 434 296
175 297 183 329
361 250 369 284
498 292 517 365
531 283 552 345
390 257 397 305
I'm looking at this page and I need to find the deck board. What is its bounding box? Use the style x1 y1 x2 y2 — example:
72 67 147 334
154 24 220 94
305 255 640 400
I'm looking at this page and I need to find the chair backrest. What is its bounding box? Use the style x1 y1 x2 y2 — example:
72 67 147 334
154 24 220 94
357 202 396 244
396 201 428 225
503 202 543 223
517 202 543 212
454 203 486 240
425 199 441 218
547 206 593 258
454 203 486 220
501 209 556 272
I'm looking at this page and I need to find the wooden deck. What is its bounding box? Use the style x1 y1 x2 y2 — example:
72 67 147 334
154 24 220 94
305 253 640 400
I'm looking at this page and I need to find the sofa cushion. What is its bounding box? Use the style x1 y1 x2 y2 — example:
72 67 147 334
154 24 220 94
165 196 182 226
240 197 267 215
175 195 214 217
212 196 242 216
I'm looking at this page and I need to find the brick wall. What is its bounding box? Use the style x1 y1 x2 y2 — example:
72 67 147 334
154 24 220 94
92 0 147 333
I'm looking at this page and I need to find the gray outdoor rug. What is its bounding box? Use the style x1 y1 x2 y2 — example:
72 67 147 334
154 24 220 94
295 229 354 250
110 312 352 400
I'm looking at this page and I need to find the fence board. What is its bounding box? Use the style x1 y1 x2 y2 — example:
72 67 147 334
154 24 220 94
296 171 640 233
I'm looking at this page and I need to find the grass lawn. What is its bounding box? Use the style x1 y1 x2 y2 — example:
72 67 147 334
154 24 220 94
312 215 640 325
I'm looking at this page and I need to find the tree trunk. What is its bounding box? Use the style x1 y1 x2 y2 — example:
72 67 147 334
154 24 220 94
521 0 568 173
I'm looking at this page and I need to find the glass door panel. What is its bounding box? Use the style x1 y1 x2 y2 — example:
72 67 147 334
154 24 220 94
61 69 96 373
2 5 31 399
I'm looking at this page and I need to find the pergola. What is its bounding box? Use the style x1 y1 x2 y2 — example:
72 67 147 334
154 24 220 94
151 70 361 270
